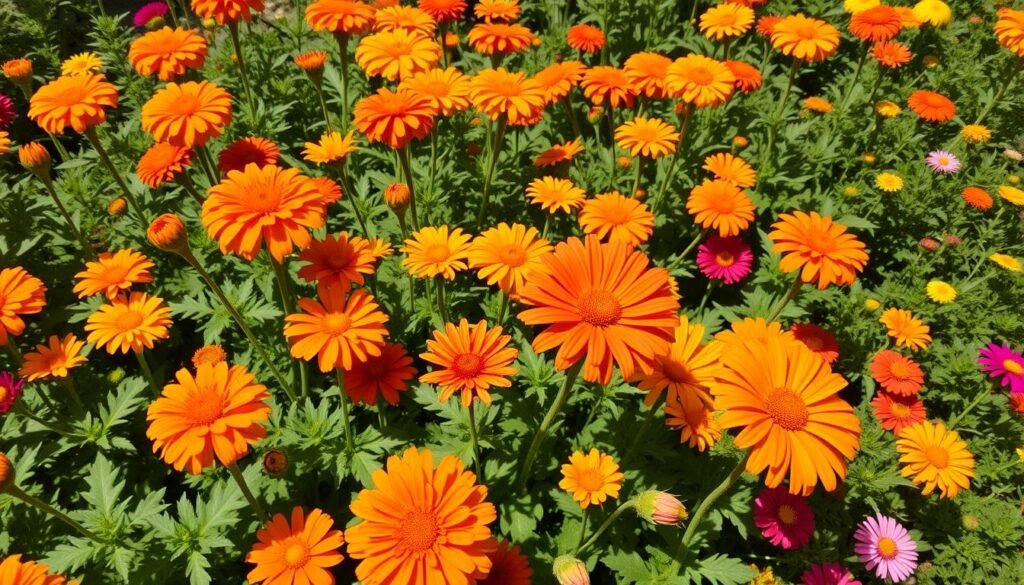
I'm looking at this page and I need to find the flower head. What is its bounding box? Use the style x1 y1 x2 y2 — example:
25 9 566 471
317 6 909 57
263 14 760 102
581 66 636 109
129 27 207 81
724 59 763 93
870 350 924 396
302 130 358 166
871 40 912 68
0 555 70 585
217 137 279 175
297 232 377 292
474 0 520 22
696 235 753 284
191 0 264 24
245 507 344 585
615 116 679 159
305 0 376 34
481 540 533 585
687 179 755 237
635 315 721 408
802 97 833 113
73 249 154 300
374 4 436 35
754 486 815 549
354 87 435 149
790 323 839 364
849 5 901 41
399 67 471 116
402 225 472 280
356 29 441 81
771 15 841 62
85 292 172 354
468 223 552 296
192 344 227 368
147 213 190 254
420 319 518 405
875 99 901 117
29 74 118 134
880 308 931 351
623 52 672 99
871 391 926 433
0 267 47 345
469 67 545 124
0 372 24 414
469 22 537 55
801 563 862 585
666 55 735 107
284 287 389 372
579 191 655 246
700 3 754 40
703 152 756 188
995 8 1024 57
137 142 192 188
769 211 868 290
926 150 960 174
914 0 951 26
418 0 466 23
142 81 232 147
925 279 957 303
897 420 975 498
978 342 1024 394
535 138 584 167
553 555 590 585
526 176 586 214
567 24 605 52
60 52 102 76
344 342 415 406
134 2 170 27
559 449 624 508
636 491 688 526
875 172 903 192
908 90 955 122
854 517 918 581
991 253 1022 272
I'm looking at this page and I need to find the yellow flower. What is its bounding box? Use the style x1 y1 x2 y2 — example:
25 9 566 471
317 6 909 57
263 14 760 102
843 185 859 197
914 0 952 26
1016 447 1024 463
844 0 879 13
875 172 903 192
926 280 956 304
864 298 881 311
558 449 624 508
863 152 876 165
998 185 1024 206
875 100 901 118
960 124 991 144
1010 175 1021 185
990 253 1022 272
61 52 103 76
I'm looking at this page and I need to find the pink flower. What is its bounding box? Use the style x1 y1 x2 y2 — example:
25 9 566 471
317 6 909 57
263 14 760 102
926 150 960 174
133 2 169 28
0 94 15 130
753 486 815 550
696 235 753 284
0 371 24 414
978 342 1024 394
801 563 861 585
853 514 918 582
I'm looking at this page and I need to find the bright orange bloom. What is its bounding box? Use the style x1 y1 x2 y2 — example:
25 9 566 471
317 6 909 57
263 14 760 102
714 317 798 361
344 342 416 405
567 24 605 52
73 249 154 299
559 449 623 508
284 287 389 372
724 59 763 93
849 5 901 41
802 96 833 113
871 391 926 433
534 138 584 167
699 2 755 40
0 267 46 345
623 52 673 99
907 89 956 122
246 507 344 585
615 116 679 159
0 555 70 585
771 14 841 62
137 142 192 188
712 337 861 495
302 130 359 165
526 176 586 214
518 236 680 384
192 344 227 368
420 319 518 405
296 232 377 293
147 361 270 473
756 14 782 37
347 447 497 584
402 225 473 280
871 40 912 67
869 350 924 396
634 315 721 408
374 5 436 35
295 50 328 72
307 173 343 204
469 67 546 124
533 60 586 104
2 59 32 84
686 178 756 237
896 421 975 498
19 334 88 382
962 186 994 210
305 0 376 34
141 81 232 147
580 66 635 109
418 0 466 23
191 0 264 24
357 236 394 263
468 222 552 296
353 87 435 149
666 392 722 452
356 29 441 81
790 322 839 364
880 308 931 351
129 27 207 81
468 22 536 55
203 164 325 262
399 66 471 116
481 540 533 585
85 292 172 354
474 0 520 22
703 152 756 188
579 191 655 246
28 74 118 134
217 136 279 175
768 211 869 289
995 8 1024 57
666 55 735 107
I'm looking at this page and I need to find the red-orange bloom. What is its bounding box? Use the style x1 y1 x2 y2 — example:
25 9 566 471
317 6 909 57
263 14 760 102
137 142 192 188
724 60 763 93
790 323 839 364
420 319 518 405
567 24 605 53
353 87 435 149
0 267 46 345
871 391 926 433
849 5 902 42
344 342 416 405
418 0 466 23
468 22 537 55
580 66 635 109
217 136 279 175
305 0 376 34
623 52 673 99
533 60 586 104
871 40 912 68
469 68 546 124
141 81 233 147
284 287 390 372
129 26 207 81
296 232 376 292
908 89 956 122
869 350 924 396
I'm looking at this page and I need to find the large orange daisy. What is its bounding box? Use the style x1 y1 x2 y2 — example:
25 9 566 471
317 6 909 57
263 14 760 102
284 287 390 372
699 2 755 40
191 0 264 24
468 22 537 55
129 27 207 81
703 152 756 188
474 0 520 22
305 0 376 35
578 191 655 246
137 142 192 188
0 555 70 585
0 267 46 345
517 236 680 384
615 116 679 159
533 61 586 104
399 67 472 116
995 8 1024 57
907 89 956 122
525 176 586 214
534 138 584 168
580 66 635 109
869 350 924 395
623 52 673 99
420 319 518 405
768 211 869 289
634 315 721 407
355 29 441 81
85 292 172 354
297 232 376 292
353 88 435 149
402 225 473 280
771 14 841 62
217 136 280 175
469 68 546 125
880 308 931 351
849 5 901 42
302 130 359 166
141 81 233 147
566 24 605 53
246 507 345 585
468 222 552 296
28 74 118 134
19 334 88 382
665 55 735 107
344 342 416 406
666 390 722 452
687 179 756 236
73 249 154 299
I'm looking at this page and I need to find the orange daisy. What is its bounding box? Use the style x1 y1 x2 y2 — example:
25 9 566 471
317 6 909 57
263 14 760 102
0 267 47 345
85 292 172 354
580 66 635 109
481 540 533 585
190 0 264 24
147 361 270 473
399 67 472 116
129 26 207 81
686 178 756 237
724 59 763 93
880 308 931 351
305 0 376 35
0 555 70 585
402 225 473 280
192 344 227 368
468 22 537 55
907 89 956 122
699 2 755 40
871 40 912 68
141 81 233 147
418 0 467 23
469 67 546 124
666 391 722 452
768 211 869 289
245 507 345 585
297 232 376 292
623 52 673 99
420 319 518 405
869 350 924 396
634 315 721 407
771 14 841 62
284 287 390 372
474 0 520 22
896 421 975 498
468 222 552 296
295 50 328 72
526 176 586 214
517 236 680 384
871 391 926 433
665 55 735 107
374 5 436 35
532 60 586 104
534 138 584 167
790 323 839 364
28 74 118 134
353 88 435 149
355 29 441 81
995 8 1024 57
615 116 679 159
302 130 359 166
137 142 192 188
579 191 655 246
703 152 756 188
714 317 798 359
559 449 623 508
566 24 605 53
203 164 326 262
217 136 279 175
310 177 343 206
344 342 416 405
849 5 901 42
73 249 154 299
961 186 994 211
19 334 88 382
756 14 782 37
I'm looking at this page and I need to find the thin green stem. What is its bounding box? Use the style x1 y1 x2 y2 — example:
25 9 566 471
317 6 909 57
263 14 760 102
766 274 803 322
84 128 148 232
605 107 616 187
668 228 709 270
61 377 85 418
335 33 351 131
575 507 590 550
399 145 421 230
652 104 694 211
630 156 646 198
496 292 510 325
6 337 23 365
948 387 991 429
515 359 584 490
163 0 179 27
338 164 370 236
226 462 269 523
314 84 332 132
562 97 582 139
834 45 869 119
335 368 356 453
177 173 206 205
6 485 103 543
429 124 438 198
468 401 484 481
577 500 636 555
41 177 94 259
228 22 255 108
973 60 1023 125
435 276 451 323
671 453 749 567
622 401 659 466
476 116 507 230
271 258 308 398
696 280 716 314
764 60 799 172
134 350 161 396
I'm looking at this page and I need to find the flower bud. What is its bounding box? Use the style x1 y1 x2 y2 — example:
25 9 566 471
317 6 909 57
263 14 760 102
192 344 227 368
587 106 603 124
107 367 126 384
147 213 191 255
919 236 941 252
384 182 410 213
864 298 881 311
444 32 460 49
2 58 33 95
107 197 127 216
617 156 632 169
295 51 327 84
262 448 288 476
942 234 961 247
732 135 748 149
553 555 589 585
1004 149 1024 162
18 142 51 179
1010 175 1021 185
862 152 876 165
961 514 980 530
636 491 688 526
633 187 646 201
923 54 939 68
466 142 482 156
146 15 166 29
842 185 858 197
0 452 13 492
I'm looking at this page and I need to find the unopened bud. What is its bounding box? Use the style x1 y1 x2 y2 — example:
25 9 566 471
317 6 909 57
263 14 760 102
636 491 688 526
553 555 589 585
919 237 941 252
147 213 191 255
384 182 410 213
732 135 748 149
0 452 14 492
107 197 127 216
262 448 288 476
19 142 51 179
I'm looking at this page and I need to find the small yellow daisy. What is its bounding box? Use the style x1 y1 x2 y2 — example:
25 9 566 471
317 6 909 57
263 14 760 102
1017 447 1024 464
990 253 1023 272
960 124 991 144
925 280 957 304
875 100 901 118
60 52 103 76
876 172 903 193
922 54 940 68
863 152 877 165
1009 175 1021 185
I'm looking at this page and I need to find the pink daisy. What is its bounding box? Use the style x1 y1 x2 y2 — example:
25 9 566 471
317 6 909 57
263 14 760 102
925 150 960 174
753 486 815 550
853 514 918 582
801 563 862 585
696 235 753 284
0 94 15 129
133 1 169 28
790 323 839 364
978 342 1024 394
0 371 24 414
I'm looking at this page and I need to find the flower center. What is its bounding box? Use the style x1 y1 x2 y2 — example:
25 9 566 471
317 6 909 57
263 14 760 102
114 310 144 331
661 360 695 385
605 205 633 225
324 313 353 336
0 387 8 402
499 245 527 267
168 93 201 116
925 446 949 469
452 353 484 379
803 227 836 255
56 85 89 106
326 250 355 270
184 388 225 426
764 389 809 431
888 360 909 378
710 196 737 214
425 243 451 263
716 13 737 25
939 157 950 166
399 510 440 552
577 289 622 327
687 66 714 86
776 504 798 525
578 468 605 491
1003 359 1024 375
795 23 819 40
889 401 911 418
247 185 283 213
714 250 736 267
387 43 413 57
101 264 131 285
282 539 311 569
877 536 898 560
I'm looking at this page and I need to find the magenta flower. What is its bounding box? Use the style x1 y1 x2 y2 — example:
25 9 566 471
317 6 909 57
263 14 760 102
753 486 815 550
926 150 960 174
696 235 753 284
978 342 1024 394
0 94 15 130
801 563 861 585
0 371 24 414
853 514 918 582
133 2 169 28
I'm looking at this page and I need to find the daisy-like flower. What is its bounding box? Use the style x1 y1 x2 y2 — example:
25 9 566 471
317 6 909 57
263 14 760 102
580 66 636 109
0 555 70 584
468 22 537 55
703 152 756 188
482 540 533 585
526 176 586 214
926 150 960 174
533 60 586 104
614 116 679 159
18 334 88 381
623 52 672 99
85 292 171 354
802 97 833 113
73 249 154 299
418 0 467 23
192 344 227 368
217 137 279 175
468 223 552 296
310 177 343 206
137 142 192 188
755 15 782 37
534 138 584 167
875 99 902 117
907 89 956 122
296 232 376 292
284 287 389 372
191 0 264 24
355 29 441 81
29 74 118 135
305 0 376 35
567 24 605 53
302 130 358 166
687 179 755 237
801 563 862 585
771 14 841 62
870 350 924 396
790 323 839 364
129 27 207 81
849 5 901 42
61 52 102 76
724 59 763 93
354 87 436 150
399 67 471 116
990 253 1023 272
294 50 327 74
578 191 655 246
696 235 753 284
402 225 472 280
634 315 721 407
871 40 912 68
875 172 903 192
0 130 9 155
753 486 815 550
897 420 975 498
925 280 957 303
245 507 344 585
420 319 518 405
559 449 624 508
978 342 1024 394
373 4 436 35
665 55 735 108
880 308 931 351
141 81 232 147
665 391 721 452
469 68 545 125
961 186 993 210
344 342 416 406
995 8 1024 57
845 0 879 13
871 391 926 433
0 371 24 414
853 514 918 582
914 0 951 27
134 2 169 27
999 184 1024 206
474 0 520 22
700 3 754 40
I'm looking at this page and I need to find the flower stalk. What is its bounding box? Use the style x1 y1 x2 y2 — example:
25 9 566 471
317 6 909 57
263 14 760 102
516 359 584 490
335 368 355 454
226 461 269 523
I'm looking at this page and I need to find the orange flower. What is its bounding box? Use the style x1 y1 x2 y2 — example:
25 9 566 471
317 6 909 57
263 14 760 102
714 317 798 360
217 136 279 175
869 350 924 396
141 81 233 147
870 40 912 67
137 142 192 188
995 8 1024 57
802 96 833 113
0 267 46 345
346 447 497 585
85 292 172 354
518 236 680 384
534 138 584 167
623 52 673 99
305 0 376 34
353 87 435 149
402 225 473 279
302 130 359 165
284 287 389 372
311 175 341 205
469 67 546 124
768 211 869 289
896 421 975 498
129 26 207 81
19 334 88 382
699 2 755 40
73 249 154 299
481 540 533 585
686 178 756 237
559 449 623 508
398 66 471 116
526 176 587 214
790 322 839 364
871 391 926 433
468 22 537 55
962 186 993 210
703 152 756 188
756 14 782 37
28 74 118 134
712 337 861 495
474 0 520 22
849 5 901 42
0 555 70 585
634 315 721 408
579 191 655 246
724 59 763 93
297 232 376 292
357 236 394 263
880 308 931 351
2 59 32 84
192 344 227 368
246 507 344 585
666 392 722 452
907 89 956 122
420 319 518 405
295 50 328 72
468 222 552 296
771 14 841 62
533 60 586 104
191 0 264 24
666 55 735 107
615 116 679 159
344 342 416 405
580 66 635 108
147 213 190 254
147 361 270 473
356 29 441 81
418 0 467 23
203 164 325 262
374 5 436 35
567 24 605 52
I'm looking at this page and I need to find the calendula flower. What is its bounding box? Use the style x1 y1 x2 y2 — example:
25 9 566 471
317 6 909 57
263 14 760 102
995 8 1024 57
875 99 901 117
567 24 605 52
614 116 679 159
926 280 957 303
305 0 376 35
875 172 903 192
402 225 472 280
356 29 441 81
374 4 436 35
871 391 926 433
687 179 755 237
754 486 815 550
534 138 584 167
284 287 389 372
623 52 672 99
665 55 735 107
18 334 88 382
137 142 192 188
526 176 586 214
469 68 546 124
962 186 993 210
344 342 416 405
354 88 435 149
245 507 344 585
908 90 956 122
700 3 754 40
703 152 756 188
73 249 154 299
217 137 279 175
399 67 471 116
870 350 924 396
578 191 655 247
474 0 520 22
302 130 358 165
61 52 102 76
960 124 991 144
141 81 232 147
191 0 264 24
880 308 931 351
897 420 975 497
913 0 951 27
468 223 552 296
85 292 172 354
297 232 377 292
533 60 586 104
802 97 833 113
129 27 208 81
468 22 537 55
999 185 1024 206
849 5 901 42
420 319 518 405
854 514 918 582
418 0 466 23
191 344 227 368
482 541 533 585
665 392 721 452
991 253 1023 272
29 74 118 134
790 323 839 364
0 555 71 585
845 0 879 13
724 59 763 93
771 15 841 62
580 66 636 109
559 449 624 508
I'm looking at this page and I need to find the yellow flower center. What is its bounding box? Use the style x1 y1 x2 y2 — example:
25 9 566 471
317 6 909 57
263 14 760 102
939 157 950 166
499 244 527 267
764 389 809 430
0 387 7 402
452 353 484 379
888 361 909 378
185 389 225 426
714 250 736 267
889 401 911 418
324 313 353 336
1003 359 1023 375
399 510 440 552
114 310 144 331
877 536 898 560
776 504 798 525
425 243 451 263
687 66 714 86
282 539 311 569
925 445 949 469
577 468 605 491
577 289 622 327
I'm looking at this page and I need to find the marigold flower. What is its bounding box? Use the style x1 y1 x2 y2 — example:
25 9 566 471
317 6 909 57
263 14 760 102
284 287 389 372
129 27 207 81
137 142 192 188
579 191 655 246
849 5 901 42
0 555 71 585
723 59 762 93
398 66 471 116
534 138 584 167
353 87 435 149
897 421 975 498
533 60 586 104
147 213 190 254
580 66 635 109
217 136 279 175
566 24 605 52
141 81 232 147
469 67 545 124
880 308 931 351
60 52 102 76
85 292 172 354
703 152 756 188
754 486 815 550
623 52 672 99
191 344 227 368
802 96 833 113
854 514 918 582
666 55 735 107
483 540 533 585
296 232 376 292
373 4 436 35
474 0 519 21
73 249 154 300
344 341 415 405
666 389 721 451
468 22 537 55
383 182 410 212
995 8 1024 57
755 15 782 37
525 176 586 214
302 130 358 166
768 211 869 290
699 3 754 40
418 0 466 23
875 172 903 192
356 29 441 81
420 319 517 405
907 89 955 122
468 222 552 296
687 179 755 237
913 0 951 27
2 58 32 86
559 449 623 508
926 280 957 304
191 0 264 24
245 507 344 585
871 391 926 433
633 315 720 408
294 50 327 75
402 225 472 280
870 350 924 396
305 0 376 34
771 14 841 62
18 334 87 382
960 123 991 144
0 267 46 346
615 116 679 159
875 99 901 117
28 74 118 134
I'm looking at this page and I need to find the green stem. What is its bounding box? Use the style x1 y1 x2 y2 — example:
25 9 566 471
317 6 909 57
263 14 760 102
6 485 103 543
696 280 716 314
672 453 749 566
764 60 799 171
766 274 803 321
577 500 636 555
226 461 269 523
435 276 451 323
575 507 590 550
271 258 309 398
335 33 351 131
947 387 991 429
468 401 484 481
562 97 581 139
196 145 220 185
515 359 584 490
834 45 869 119
84 128 148 232
621 402 659 466
41 177 95 259
429 124 438 199
652 104 694 211
227 21 255 108
496 292 510 325
61 377 85 418
6 337 23 365
177 172 206 205
605 107 616 187
398 145 420 230
163 0 179 27
134 350 161 396
668 228 709 270
314 84 332 131
973 60 1023 126
339 164 370 236
336 368 355 454
476 116 508 230
630 157 646 198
